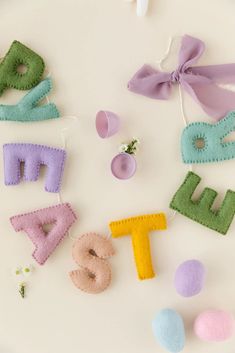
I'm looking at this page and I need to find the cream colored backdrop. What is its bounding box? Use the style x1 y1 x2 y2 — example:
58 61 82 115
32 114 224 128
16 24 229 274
0 1 235 352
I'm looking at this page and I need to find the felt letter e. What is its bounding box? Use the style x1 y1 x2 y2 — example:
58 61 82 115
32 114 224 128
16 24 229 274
110 213 167 280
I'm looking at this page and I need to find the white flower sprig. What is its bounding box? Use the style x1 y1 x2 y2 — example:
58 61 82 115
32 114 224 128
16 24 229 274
12 265 33 298
119 138 140 155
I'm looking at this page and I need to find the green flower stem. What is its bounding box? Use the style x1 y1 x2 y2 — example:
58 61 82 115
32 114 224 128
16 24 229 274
19 283 25 298
125 139 139 155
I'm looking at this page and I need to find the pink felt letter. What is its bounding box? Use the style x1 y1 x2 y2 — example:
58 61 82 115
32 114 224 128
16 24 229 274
70 233 115 294
10 203 77 265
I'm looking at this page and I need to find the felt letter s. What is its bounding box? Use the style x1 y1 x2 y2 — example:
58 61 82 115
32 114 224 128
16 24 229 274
0 41 45 96
70 233 115 294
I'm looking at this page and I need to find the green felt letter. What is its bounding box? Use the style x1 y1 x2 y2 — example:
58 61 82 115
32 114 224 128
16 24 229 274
0 41 45 96
170 171 235 234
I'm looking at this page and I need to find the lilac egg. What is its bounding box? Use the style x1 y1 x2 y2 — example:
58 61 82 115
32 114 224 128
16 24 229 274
111 153 136 180
174 259 205 297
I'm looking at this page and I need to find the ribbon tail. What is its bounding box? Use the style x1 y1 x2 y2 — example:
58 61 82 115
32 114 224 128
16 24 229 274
191 64 235 84
181 74 235 120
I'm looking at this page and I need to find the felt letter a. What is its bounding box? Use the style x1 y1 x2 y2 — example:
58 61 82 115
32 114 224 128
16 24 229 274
10 203 77 265
0 41 45 96
109 213 167 280
70 233 115 294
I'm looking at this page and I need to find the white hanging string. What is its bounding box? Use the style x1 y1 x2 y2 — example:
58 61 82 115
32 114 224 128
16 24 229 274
60 116 78 149
156 36 193 223
69 231 78 241
59 117 79 205
156 36 190 128
178 82 193 172
156 36 175 70
57 192 63 204
178 85 188 127
56 116 79 240
45 68 52 78
168 210 177 223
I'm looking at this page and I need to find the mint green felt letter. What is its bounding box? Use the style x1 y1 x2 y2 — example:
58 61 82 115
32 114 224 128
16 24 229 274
0 41 45 96
0 78 59 122
170 171 235 234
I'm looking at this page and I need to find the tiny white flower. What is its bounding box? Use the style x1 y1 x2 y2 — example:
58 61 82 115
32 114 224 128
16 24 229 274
119 144 128 152
12 266 22 277
18 281 26 288
22 264 33 276
133 137 140 144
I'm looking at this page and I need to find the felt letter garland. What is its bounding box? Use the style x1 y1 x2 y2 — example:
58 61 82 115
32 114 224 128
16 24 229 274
10 203 77 265
0 41 45 96
70 233 115 294
3 143 66 193
170 172 235 234
0 78 59 122
109 213 167 280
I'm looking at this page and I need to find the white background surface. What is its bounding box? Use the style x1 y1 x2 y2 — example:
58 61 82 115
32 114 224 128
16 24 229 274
0 1 235 352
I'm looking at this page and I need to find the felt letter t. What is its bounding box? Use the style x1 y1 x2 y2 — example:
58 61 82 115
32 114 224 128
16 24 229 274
109 213 167 280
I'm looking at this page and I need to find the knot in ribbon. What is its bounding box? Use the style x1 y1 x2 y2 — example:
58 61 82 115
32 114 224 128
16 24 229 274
128 35 235 120
170 68 182 83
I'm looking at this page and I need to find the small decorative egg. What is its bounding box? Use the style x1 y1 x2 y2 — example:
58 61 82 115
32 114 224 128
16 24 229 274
194 310 235 342
174 259 205 297
152 308 185 352
111 153 137 179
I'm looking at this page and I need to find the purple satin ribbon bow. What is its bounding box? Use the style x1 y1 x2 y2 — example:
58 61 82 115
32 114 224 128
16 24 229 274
128 35 235 120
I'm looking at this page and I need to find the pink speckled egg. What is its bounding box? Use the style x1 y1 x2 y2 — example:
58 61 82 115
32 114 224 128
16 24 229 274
194 310 235 342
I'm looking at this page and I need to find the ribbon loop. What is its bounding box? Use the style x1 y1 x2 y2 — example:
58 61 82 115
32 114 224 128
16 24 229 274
128 35 235 120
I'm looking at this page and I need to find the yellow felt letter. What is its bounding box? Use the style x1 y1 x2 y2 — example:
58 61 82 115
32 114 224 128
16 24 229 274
109 213 167 280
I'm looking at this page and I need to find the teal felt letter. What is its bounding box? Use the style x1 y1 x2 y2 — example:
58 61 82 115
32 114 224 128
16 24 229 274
0 78 59 122
181 111 235 164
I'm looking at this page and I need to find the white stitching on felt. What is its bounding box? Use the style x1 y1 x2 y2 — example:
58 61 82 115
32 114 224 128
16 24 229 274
3 143 66 192
182 112 235 163
10 203 77 265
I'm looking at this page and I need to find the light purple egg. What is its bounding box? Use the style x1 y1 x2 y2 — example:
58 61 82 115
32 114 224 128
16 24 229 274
111 153 136 180
174 259 205 297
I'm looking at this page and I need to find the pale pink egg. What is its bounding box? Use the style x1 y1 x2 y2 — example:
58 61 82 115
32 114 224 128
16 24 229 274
194 310 235 342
